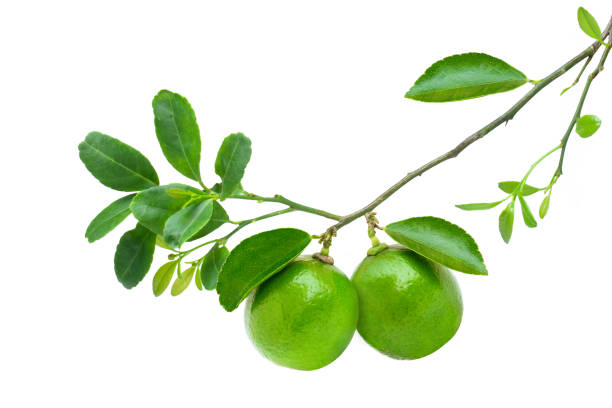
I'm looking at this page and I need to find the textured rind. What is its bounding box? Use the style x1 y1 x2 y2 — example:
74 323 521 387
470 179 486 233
245 257 359 370
217 228 311 311
352 247 462 360
385 216 488 275
405 52 527 102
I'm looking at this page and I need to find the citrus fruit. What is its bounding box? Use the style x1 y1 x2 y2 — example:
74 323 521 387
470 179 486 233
352 246 462 359
244 256 359 370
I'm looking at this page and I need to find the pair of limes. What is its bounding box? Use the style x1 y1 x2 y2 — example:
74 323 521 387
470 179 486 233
245 246 462 370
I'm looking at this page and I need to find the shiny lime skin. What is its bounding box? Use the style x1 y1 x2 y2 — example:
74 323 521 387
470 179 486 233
245 256 359 370
352 246 463 360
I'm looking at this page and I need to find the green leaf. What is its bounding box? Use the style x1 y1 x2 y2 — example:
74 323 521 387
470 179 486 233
215 133 252 199
114 223 156 289
518 196 537 228
577 7 602 41
576 114 602 138
187 201 229 242
163 199 214 249
201 244 230 290
85 194 136 243
405 53 527 102
384 217 487 275
130 184 202 235
217 228 311 311
194 263 203 291
455 200 504 211
78 132 159 191
498 181 541 196
498 202 515 244
171 266 196 296
152 260 178 296
539 193 551 219
153 90 202 183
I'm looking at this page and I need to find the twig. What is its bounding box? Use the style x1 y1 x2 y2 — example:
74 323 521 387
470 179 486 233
554 22 612 179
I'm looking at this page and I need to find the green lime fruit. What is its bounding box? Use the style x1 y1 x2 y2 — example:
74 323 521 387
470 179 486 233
245 256 359 370
352 246 463 360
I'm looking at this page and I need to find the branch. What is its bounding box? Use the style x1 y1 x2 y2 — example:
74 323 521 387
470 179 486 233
325 18 612 235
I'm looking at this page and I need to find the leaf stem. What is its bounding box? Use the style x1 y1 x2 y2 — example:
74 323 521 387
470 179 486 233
230 193 342 221
517 144 562 193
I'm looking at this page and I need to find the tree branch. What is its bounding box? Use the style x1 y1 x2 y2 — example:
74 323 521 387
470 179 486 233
326 18 612 234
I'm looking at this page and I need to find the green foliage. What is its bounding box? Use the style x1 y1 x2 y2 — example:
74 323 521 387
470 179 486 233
163 199 214 249
153 260 178 296
78 132 159 191
171 266 196 296
215 133 252 199
498 202 515 244
405 53 527 102
518 196 537 228
384 217 487 275
539 193 551 219
455 200 504 211
153 90 203 183
85 194 136 243
217 228 312 311
114 223 156 289
187 201 229 242
498 181 541 196
576 114 602 138
200 244 230 290
130 183 203 235
577 7 602 41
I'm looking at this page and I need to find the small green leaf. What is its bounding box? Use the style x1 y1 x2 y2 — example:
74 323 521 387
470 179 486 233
499 202 515 244
217 228 311 311
130 184 202 235
171 266 196 296
518 196 537 228
201 244 230 290
577 7 602 41
78 132 159 191
405 53 527 102
385 217 487 275
576 114 602 138
455 200 504 211
215 133 252 199
114 223 156 289
153 90 202 183
187 201 229 242
539 193 551 219
85 194 136 243
163 199 214 249
194 263 203 291
153 260 178 296
498 181 541 196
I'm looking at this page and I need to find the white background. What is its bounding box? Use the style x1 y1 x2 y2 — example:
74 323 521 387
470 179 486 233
2 0 611 406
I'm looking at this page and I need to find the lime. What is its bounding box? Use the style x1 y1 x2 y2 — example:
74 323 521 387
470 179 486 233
352 246 462 359
245 256 359 370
